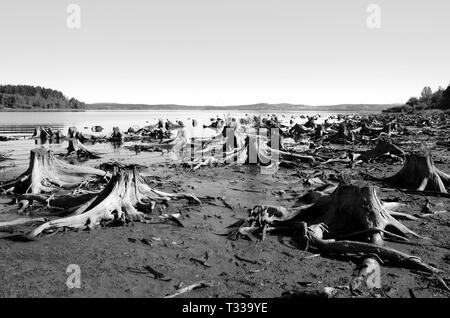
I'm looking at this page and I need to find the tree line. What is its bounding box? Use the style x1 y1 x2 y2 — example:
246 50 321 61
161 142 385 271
384 84 450 113
404 84 450 111
0 85 85 110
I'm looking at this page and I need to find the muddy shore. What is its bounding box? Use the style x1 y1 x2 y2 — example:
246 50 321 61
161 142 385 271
1 162 449 298
1 112 450 298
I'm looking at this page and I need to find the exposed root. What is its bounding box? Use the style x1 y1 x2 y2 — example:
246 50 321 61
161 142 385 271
298 222 439 274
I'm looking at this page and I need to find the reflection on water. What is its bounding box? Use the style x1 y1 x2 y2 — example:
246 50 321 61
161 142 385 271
34 137 63 146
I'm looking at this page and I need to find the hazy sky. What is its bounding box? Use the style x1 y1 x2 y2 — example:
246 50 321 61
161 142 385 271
0 0 449 105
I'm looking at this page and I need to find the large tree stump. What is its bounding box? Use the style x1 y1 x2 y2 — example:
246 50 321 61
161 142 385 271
298 182 421 243
240 181 420 244
384 151 450 192
22 167 200 237
0 148 107 195
236 181 437 288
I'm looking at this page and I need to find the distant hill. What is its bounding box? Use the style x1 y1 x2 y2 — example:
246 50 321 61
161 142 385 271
0 85 85 110
88 103 396 112
0 84 398 112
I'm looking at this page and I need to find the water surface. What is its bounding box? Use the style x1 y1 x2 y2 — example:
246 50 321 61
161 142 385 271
0 110 370 177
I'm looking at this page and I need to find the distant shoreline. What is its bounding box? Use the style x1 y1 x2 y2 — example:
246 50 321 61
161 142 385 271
0 108 382 113
0 103 396 113
0 108 86 112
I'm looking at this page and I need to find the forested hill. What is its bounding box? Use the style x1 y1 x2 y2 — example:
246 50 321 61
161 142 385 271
0 85 85 110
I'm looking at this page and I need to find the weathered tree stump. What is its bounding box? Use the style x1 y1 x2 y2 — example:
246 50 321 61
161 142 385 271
384 151 450 192
110 126 123 141
358 133 405 162
332 122 355 143
0 148 107 195
236 181 437 289
67 139 102 159
24 167 200 237
314 124 326 139
289 124 309 139
67 127 101 159
68 127 88 141
239 181 423 243
304 117 317 129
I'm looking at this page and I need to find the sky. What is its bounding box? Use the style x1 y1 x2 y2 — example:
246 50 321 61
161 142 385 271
0 0 449 106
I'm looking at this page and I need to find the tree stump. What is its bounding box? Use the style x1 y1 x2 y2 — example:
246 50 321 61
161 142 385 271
0 148 107 194
314 124 326 139
332 122 355 143
358 133 404 162
237 181 437 286
384 151 450 192
304 117 317 129
27 167 200 237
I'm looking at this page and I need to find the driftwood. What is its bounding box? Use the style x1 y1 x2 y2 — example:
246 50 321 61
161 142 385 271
0 148 107 195
163 281 211 298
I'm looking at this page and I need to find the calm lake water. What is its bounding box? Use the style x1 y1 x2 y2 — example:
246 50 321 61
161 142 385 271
0 110 369 177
